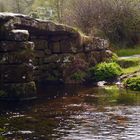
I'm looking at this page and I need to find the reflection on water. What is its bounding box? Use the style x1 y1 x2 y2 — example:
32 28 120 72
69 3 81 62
0 85 140 140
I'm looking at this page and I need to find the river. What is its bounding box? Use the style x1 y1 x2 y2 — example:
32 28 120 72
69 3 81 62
0 84 140 140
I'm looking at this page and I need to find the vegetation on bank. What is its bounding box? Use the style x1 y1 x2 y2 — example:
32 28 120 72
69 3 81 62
115 45 140 57
118 56 140 91
63 54 140 92
67 61 122 83
89 62 122 82
122 65 140 75
86 55 140 91
0 128 5 140
124 77 140 91
117 57 140 74
117 57 140 68
71 71 87 82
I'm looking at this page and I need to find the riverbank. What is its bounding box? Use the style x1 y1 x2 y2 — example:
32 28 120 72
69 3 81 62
114 45 140 57
117 55 140 90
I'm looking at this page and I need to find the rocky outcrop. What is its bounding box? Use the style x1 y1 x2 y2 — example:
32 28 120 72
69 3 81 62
0 13 112 98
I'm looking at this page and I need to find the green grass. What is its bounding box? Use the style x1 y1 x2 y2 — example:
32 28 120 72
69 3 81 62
117 57 140 68
114 45 140 57
116 56 140 74
115 50 140 74
122 65 140 74
0 136 5 140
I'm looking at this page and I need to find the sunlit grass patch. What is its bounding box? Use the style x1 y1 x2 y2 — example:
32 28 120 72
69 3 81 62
115 45 140 57
117 57 140 68
122 65 140 74
116 55 140 74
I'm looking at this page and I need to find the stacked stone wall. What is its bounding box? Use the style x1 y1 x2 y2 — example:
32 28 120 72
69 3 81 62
0 29 36 98
0 13 113 98
31 34 111 83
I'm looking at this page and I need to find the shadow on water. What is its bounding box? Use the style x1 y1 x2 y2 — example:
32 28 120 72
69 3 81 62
0 84 83 113
0 84 140 140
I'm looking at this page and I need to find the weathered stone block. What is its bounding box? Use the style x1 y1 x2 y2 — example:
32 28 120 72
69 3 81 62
87 51 102 65
60 40 76 53
0 13 14 23
33 40 48 50
0 41 34 52
0 64 34 83
60 54 74 63
0 30 29 41
44 48 52 55
34 57 44 65
50 42 61 53
92 38 109 51
75 53 87 62
84 37 109 52
0 51 34 64
2 81 36 98
34 50 45 58
39 63 62 82
39 63 61 72
60 38 83 53
100 50 113 61
38 64 49 72
49 35 69 42
1 73 33 83
44 54 60 63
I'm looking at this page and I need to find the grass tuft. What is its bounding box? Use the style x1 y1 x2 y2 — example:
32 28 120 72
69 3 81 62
114 45 140 57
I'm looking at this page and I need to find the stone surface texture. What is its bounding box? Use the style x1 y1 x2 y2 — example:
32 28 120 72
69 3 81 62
0 12 113 97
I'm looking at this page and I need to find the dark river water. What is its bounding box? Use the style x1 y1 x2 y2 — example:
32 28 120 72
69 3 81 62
0 85 140 140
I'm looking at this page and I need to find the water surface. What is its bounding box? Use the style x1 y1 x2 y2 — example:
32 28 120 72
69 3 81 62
0 85 140 140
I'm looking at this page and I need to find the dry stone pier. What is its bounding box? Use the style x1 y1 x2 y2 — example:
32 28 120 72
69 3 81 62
0 13 112 98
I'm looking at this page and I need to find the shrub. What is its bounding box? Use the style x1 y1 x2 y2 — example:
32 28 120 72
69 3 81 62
124 77 140 91
106 53 118 63
63 57 88 83
71 71 86 81
64 0 140 46
91 62 122 81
